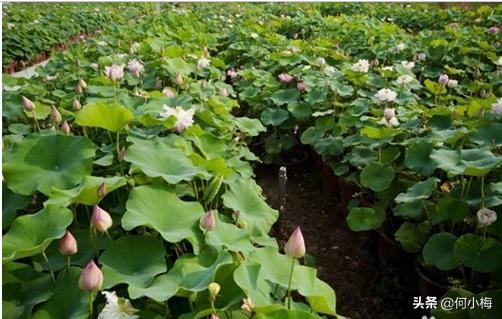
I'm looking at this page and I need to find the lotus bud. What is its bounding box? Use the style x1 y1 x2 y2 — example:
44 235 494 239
316 57 326 67
297 81 306 92
98 182 107 198
58 230 78 256
203 47 210 57
90 63 99 71
416 53 427 61
284 226 305 258
79 260 103 292
241 297 255 314
227 69 238 80
210 315 220 319
175 72 183 86
477 208 497 226
22 96 36 112
438 74 449 84
61 120 71 135
162 88 175 97
201 210 216 231
447 79 458 88
278 73 293 84
208 282 220 300
383 108 395 121
197 57 210 70
79 79 87 90
91 205 113 232
219 88 228 97
75 83 83 94
72 98 81 111
50 105 62 124
117 146 126 162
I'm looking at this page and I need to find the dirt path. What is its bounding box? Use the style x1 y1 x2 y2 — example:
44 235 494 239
254 162 416 319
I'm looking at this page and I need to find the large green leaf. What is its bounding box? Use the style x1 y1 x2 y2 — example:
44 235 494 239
395 178 439 204
222 179 278 236
32 267 89 319
44 176 126 207
75 101 134 132
234 117 266 137
269 89 299 105
346 207 385 231
233 262 274 307
423 232 459 271
101 235 167 289
454 234 502 273
2 185 31 231
469 123 502 147
394 222 429 253
125 137 210 184
206 213 254 253
122 185 205 253
431 196 470 224
3 135 96 195
430 148 502 176
3 262 53 319
360 162 395 192
405 140 436 176
260 108 289 126
2 205 73 261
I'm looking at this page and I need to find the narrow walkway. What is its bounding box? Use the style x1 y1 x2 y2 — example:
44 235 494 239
254 163 415 319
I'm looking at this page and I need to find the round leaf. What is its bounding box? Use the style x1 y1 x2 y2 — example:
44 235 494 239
75 101 134 132
454 234 502 273
360 162 395 192
346 207 385 231
423 232 459 271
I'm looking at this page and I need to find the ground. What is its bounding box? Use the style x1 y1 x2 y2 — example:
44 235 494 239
254 160 418 319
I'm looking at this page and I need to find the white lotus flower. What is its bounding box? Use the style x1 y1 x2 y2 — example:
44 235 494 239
104 64 124 82
401 61 415 70
416 53 427 61
352 59 370 73
197 57 210 70
378 116 400 128
492 98 502 115
127 59 144 78
395 43 406 51
495 57 502 66
159 105 196 132
375 88 397 103
477 208 497 226
162 88 176 97
396 75 414 85
447 79 458 88
97 291 139 319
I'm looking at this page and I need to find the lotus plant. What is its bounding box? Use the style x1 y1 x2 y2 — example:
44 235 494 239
104 64 124 82
284 226 305 309
80 260 104 317
159 105 196 132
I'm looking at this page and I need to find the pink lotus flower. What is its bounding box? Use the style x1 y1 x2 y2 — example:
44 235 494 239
297 81 306 92
22 96 35 112
79 260 103 292
284 226 305 258
91 205 113 232
104 64 124 82
227 69 238 79
162 88 176 97
197 58 210 70
487 26 500 34
438 74 449 84
59 230 78 256
278 73 293 84
127 59 144 78
201 210 216 231
384 108 395 121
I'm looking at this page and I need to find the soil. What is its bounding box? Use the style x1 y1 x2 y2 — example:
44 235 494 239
254 159 419 319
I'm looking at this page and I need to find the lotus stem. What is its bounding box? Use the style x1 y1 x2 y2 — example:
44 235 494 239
286 257 295 309
89 291 93 318
42 251 56 283
67 256 71 268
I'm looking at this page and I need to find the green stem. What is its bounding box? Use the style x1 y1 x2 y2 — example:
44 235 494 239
286 257 296 309
480 176 485 208
210 300 216 315
42 251 56 283
89 291 94 318
67 256 71 268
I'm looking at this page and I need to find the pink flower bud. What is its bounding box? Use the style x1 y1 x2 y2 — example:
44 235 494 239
22 96 36 112
297 81 306 92
72 98 81 111
162 88 175 97
61 120 71 135
438 74 449 84
284 226 305 258
384 108 395 121
278 73 293 84
75 84 83 94
104 64 124 82
175 72 183 86
79 260 103 292
227 69 238 80
79 79 87 90
197 58 210 70
117 146 126 162
98 182 107 198
201 210 216 231
316 57 326 67
210 315 220 319
91 205 113 232
488 26 500 34
59 230 78 256
50 105 62 124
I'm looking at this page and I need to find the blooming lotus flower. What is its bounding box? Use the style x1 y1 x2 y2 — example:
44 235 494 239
395 42 406 51
59 230 78 256
416 53 427 61
79 260 103 292
297 81 306 92
159 105 196 132
162 88 175 97
197 57 210 70
492 98 502 115
487 26 500 34
352 59 370 73
401 61 415 70
91 205 113 232
378 114 400 128
22 96 36 112
241 297 255 314
438 74 449 84
50 105 62 124
316 57 326 67
127 59 144 78
97 291 139 319
61 120 71 135
396 75 413 85
208 282 220 300
383 108 395 121
227 69 238 79
447 79 458 88
375 88 397 103
201 210 216 231
284 226 305 258
104 64 124 82
477 208 497 226
278 73 293 84
73 98 81 111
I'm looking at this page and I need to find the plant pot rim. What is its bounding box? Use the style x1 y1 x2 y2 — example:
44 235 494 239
414 257 450 290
